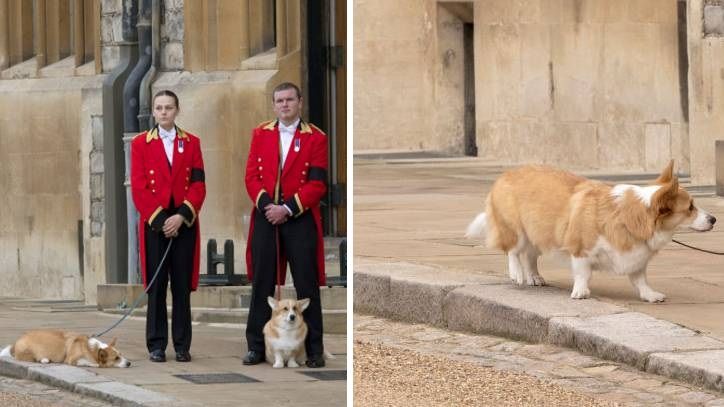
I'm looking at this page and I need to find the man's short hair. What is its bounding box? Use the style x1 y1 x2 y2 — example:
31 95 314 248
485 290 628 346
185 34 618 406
272 82 302 100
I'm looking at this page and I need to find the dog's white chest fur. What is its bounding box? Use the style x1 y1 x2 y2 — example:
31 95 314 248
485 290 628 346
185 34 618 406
588 231 672 275
267 329 303 355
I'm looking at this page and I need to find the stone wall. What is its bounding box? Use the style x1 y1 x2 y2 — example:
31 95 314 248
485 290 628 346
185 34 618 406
0 77 103 300
689 0 724 184
354 0 705 176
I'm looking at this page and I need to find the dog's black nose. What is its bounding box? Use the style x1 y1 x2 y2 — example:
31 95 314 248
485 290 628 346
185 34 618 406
290 314 296 321
709 215 717 225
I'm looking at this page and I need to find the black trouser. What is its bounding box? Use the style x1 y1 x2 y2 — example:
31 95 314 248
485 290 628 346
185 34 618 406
246 210 324 357
145 218 196 354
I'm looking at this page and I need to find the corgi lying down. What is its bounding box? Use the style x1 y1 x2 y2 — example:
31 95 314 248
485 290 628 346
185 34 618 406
0 330 130 368
466 161 715 302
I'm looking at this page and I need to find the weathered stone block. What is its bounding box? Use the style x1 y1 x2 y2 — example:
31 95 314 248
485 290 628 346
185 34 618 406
647 349 724 393
163 8 184 43
445 285 625 343
161 42 184 71
549 313 724 369
704 5 724 36
90 151 104 174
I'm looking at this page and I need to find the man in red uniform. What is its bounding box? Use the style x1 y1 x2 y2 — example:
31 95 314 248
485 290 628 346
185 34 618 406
243 82 328 367
130 90 206 363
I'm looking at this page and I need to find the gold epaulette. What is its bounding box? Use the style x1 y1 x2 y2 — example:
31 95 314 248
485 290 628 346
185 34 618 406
309 123 327 136
257 119 277 130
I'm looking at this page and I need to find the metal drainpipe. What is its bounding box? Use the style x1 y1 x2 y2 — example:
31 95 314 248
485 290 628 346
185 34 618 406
102 0 139 284
122 0 153 284
329 0 338 235
125 0 160 284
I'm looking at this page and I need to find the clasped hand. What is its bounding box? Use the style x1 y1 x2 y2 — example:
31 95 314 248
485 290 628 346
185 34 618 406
264 204 289 225
162 214 184 238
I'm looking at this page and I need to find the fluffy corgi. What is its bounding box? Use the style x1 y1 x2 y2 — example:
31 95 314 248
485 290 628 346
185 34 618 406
0 330 130 368
263 297 309 368
465 161 716 302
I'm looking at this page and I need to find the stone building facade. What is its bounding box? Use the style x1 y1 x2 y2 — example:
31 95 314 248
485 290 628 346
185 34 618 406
0 0 346 303
354 0 724 185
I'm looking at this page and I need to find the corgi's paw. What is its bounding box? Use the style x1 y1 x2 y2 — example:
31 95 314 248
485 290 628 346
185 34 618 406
272 361 284 368
570 285 591 299
641 290 666 303
287 359 299 368
527 275 546 286
40 358 49 364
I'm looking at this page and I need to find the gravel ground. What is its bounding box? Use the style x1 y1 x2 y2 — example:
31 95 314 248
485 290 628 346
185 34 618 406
354 341 612 407
0 376 111 407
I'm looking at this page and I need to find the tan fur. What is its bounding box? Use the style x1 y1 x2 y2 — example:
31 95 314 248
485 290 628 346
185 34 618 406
9 330 128 368
471 161 715 301
486 164 695 256
263 298 309 368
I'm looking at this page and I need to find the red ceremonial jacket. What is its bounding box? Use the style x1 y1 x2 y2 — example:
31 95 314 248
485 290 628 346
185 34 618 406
245 119 328 286
130 126 206 290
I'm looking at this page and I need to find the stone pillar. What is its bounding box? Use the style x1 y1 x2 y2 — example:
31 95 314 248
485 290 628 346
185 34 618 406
276 0 287 57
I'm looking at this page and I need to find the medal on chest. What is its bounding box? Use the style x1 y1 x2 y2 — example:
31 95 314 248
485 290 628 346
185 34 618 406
294 138 300 152
178 139 184 154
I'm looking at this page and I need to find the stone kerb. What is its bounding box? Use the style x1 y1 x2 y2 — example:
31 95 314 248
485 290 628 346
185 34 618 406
354 261 724 393
445 284 626 343
549 313 724 369
647 350 724 393
354 262 504 327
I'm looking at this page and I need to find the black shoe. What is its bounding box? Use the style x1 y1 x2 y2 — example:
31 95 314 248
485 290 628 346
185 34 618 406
242 350 265 365
175 351 191 362
305 354 325 368
149 349 166 363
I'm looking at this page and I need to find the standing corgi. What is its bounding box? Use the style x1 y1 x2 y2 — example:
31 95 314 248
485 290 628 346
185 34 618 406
0 330 130 368
466 161 716 302
263 297 310 368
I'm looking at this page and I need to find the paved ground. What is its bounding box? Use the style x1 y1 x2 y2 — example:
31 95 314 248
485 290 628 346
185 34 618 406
0 297 346 406
354 157 724 340
353 156 724 398
355 314 724 407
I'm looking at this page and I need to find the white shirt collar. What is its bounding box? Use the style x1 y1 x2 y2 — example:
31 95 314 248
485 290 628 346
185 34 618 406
279 119 300 133
159 125 176 140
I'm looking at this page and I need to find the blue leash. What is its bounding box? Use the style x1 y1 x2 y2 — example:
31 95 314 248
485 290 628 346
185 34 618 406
93 238 174 338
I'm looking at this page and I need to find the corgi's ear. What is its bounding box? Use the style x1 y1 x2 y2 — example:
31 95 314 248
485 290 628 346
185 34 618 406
652 178 679 217
98 348 108 363
298 298 310 312
267 296 277 310
109 338 117 347
655 160 675 184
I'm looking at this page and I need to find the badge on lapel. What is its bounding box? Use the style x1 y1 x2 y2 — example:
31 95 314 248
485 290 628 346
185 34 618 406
294 138 300 152
178 139 184 154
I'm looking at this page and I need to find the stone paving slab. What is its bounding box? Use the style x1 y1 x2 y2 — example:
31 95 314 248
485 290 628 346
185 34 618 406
0 357 177 406
355 263 724 394
445 284 627 343
75 381 177 407
550 313 724 369
647 349 724 393
27 364 112 389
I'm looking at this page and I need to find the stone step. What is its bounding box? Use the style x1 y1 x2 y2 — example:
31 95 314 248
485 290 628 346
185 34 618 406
102 306 347 334
97 284 347 311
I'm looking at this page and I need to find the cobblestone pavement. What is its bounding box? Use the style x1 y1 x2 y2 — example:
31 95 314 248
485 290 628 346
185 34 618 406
355 314 724 407
0 376 111 407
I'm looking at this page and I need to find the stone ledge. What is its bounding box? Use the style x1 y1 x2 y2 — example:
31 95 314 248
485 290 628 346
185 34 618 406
0 357 175 406
354 262 724 393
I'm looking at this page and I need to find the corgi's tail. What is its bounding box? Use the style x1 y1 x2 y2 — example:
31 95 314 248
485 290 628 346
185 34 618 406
464 212 487 239
0 345 13 358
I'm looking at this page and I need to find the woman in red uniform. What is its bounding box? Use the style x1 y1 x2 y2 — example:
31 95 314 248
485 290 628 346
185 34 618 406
130 90 206 363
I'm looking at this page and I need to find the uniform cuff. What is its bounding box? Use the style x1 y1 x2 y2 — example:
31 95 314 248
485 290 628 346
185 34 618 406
149 207 168 232
284 194 305 217
256 190 273 211
177 200 197 227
